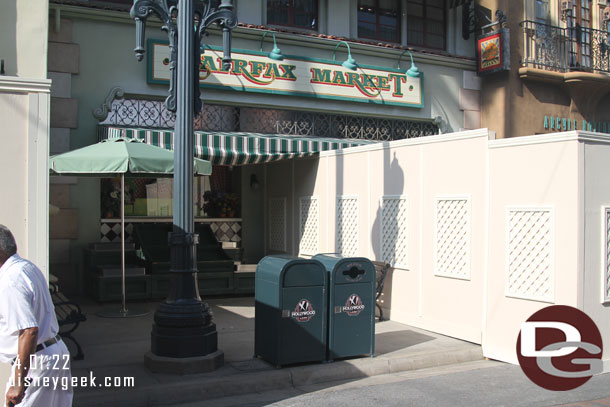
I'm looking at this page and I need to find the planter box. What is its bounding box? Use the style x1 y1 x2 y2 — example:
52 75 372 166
234 264 255 294
88 274 151 302
198 272 234 296
150 272 236 298
96 266 146 278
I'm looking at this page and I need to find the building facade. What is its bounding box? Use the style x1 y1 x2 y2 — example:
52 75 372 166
47 0 479 296
0 0 603 370
478 0 610 139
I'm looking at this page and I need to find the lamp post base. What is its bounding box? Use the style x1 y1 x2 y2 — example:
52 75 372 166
144 350 224 374
150 301 220 358
147 301 224 374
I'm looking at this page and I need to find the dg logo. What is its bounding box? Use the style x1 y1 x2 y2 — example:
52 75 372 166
516 305 603 391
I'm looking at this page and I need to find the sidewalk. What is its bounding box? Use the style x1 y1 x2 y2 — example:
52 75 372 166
69 296 483 407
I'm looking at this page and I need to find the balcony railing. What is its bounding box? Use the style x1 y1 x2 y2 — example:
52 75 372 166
521 20 610 74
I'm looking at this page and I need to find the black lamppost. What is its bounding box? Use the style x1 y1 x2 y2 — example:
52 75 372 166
130 0 236 369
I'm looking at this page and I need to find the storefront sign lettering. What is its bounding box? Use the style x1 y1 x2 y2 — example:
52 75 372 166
543 116 610 133
148 40 423 108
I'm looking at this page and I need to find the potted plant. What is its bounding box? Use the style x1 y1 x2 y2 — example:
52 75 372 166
203 191 240 218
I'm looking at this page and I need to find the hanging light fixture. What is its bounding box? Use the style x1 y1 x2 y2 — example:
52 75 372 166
250 174 260 190
333 41 357 70
397 49 421 78
260 31 284 61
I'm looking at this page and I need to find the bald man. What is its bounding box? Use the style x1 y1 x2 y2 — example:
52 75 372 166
0 225 72 406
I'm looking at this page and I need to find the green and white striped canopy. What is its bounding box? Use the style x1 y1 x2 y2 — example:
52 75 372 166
99 126 377 166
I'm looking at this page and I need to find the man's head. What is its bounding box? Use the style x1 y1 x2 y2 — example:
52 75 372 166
0 225 17 266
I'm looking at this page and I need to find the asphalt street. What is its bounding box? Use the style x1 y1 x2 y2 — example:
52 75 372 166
176 361 610 407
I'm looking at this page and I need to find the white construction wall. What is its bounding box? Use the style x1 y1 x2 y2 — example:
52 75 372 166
0 0 50 389
264 129 610 368
484 134 581 364
581 137 610 371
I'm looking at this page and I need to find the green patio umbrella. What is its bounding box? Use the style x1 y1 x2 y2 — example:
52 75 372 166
50 137 213 317
49 136 212 177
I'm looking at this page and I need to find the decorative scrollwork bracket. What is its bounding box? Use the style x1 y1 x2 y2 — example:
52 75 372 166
92 86 125 121
130 0 236 114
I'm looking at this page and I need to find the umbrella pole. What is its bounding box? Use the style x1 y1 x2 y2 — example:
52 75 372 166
96 173 148 319
121 174 127 314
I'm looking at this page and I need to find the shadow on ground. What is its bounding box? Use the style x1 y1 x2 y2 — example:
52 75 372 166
66 296 481 407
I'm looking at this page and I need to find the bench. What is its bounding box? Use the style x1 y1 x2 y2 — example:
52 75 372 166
373 262 393 321
49 276 86 360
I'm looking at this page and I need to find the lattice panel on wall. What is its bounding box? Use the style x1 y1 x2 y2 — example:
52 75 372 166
506 208 554 302
299 197 319 255
603 208 610 302
268 197 287 252
336 196 359 256
381 197 408 267
434 198 470 279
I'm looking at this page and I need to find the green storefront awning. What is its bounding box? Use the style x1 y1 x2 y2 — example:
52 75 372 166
98 126 377 166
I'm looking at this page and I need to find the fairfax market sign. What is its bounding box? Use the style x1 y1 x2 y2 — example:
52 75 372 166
147 40 423 108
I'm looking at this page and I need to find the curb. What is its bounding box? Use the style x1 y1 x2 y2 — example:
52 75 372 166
74 346 483 407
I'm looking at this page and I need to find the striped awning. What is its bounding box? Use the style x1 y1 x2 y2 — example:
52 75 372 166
98 126 377 165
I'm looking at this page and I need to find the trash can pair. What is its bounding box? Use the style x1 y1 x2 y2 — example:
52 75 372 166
254 254 375 367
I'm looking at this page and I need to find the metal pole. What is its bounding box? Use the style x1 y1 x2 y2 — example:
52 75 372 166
150 0 215 359
121 174 127 314
132 0 235 361
96 172 148 319
168 0 198 303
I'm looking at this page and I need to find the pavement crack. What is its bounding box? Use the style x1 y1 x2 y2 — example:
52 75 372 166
289 370 296 389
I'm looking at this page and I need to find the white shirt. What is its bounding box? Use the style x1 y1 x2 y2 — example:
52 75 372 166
0 254 59 363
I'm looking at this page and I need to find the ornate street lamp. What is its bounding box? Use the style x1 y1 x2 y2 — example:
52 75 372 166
130 0 236 369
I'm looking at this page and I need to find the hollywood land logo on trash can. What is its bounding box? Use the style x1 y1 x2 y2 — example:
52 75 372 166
342 294 365 316
516 305 603 391
291 299 316 322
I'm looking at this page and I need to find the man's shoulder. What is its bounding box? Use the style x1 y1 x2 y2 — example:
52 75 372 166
5 255 38 272
1 255 42 287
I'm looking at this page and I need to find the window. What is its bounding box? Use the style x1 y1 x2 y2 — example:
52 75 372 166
358 0 401 43
565 0 592 69
407 0 446 50
267 0 318 30
599 4 610 31
535 0 550 23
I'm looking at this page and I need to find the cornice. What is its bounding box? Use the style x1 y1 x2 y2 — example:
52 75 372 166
0 77 52 93
519 67 610 86
488 131 610 148
49 4 476 71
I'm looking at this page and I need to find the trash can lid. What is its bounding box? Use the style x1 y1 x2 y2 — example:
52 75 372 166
313 254 375 284
256 255 326 287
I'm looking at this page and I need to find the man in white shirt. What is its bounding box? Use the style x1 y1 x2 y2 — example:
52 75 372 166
0 225 72 406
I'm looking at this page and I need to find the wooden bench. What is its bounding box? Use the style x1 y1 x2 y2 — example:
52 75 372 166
49 275 86 360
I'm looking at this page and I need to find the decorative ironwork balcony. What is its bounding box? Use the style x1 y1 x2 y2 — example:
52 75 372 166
97 96 439 141
521 20 610 74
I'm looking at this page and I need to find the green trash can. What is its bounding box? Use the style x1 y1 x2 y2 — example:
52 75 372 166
314 254 376 361
254 255 328 367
